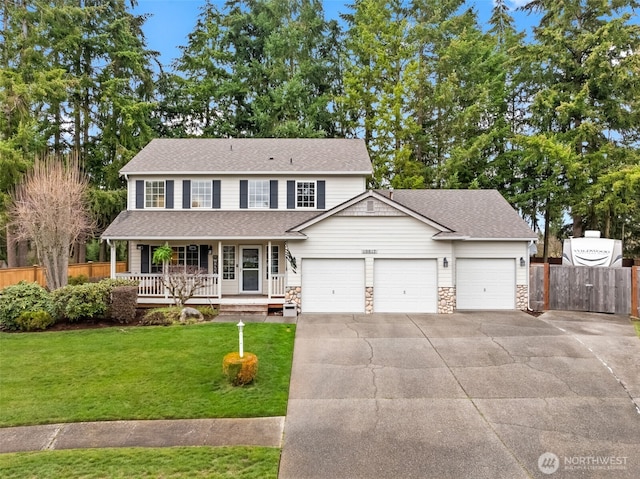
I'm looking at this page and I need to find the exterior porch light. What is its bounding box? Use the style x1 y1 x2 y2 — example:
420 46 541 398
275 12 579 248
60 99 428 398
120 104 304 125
136 244 144 250
237 321 245 358
520 257 526 267
208 246 213 255
443 257 448 268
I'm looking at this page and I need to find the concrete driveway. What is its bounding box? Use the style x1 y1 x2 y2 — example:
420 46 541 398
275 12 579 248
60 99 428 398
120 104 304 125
279 311 640 479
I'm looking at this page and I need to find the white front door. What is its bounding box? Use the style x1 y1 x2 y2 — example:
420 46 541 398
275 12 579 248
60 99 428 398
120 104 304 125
240 246 261 293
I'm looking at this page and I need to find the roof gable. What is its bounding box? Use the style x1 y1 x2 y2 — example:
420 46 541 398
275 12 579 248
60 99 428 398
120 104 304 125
120 138 373 175
290 191 451 233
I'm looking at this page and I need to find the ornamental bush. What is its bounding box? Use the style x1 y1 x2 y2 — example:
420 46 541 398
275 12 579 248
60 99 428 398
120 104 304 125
0 281 54 331
222 352 258 386
15 310 55 331
52 283 109 322
107 286 138 324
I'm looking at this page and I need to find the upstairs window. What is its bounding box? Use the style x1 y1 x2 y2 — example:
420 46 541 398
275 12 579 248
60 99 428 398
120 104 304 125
191 180 212 208
249 180 270 208
145 181 165 208
296 181 315 208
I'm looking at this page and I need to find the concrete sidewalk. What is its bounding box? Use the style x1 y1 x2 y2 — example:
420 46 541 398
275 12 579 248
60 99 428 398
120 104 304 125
0 417 285 453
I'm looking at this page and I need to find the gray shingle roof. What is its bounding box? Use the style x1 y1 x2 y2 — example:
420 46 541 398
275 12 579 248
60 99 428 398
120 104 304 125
120 138 373 175
102 210 320 240
375 189 537 240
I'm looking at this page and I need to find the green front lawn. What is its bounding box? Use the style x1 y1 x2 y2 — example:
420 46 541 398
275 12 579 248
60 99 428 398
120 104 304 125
0 322 295 427
0 446 279 479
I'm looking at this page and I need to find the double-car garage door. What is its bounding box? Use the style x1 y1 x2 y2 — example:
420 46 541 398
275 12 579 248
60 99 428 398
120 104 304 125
301 259 437 313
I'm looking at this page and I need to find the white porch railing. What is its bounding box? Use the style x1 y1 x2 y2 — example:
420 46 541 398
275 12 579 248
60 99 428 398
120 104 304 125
117 273 219 298
269 274 285 297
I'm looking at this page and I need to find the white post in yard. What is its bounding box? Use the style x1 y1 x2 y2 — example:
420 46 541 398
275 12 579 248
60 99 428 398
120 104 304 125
237 321 244 358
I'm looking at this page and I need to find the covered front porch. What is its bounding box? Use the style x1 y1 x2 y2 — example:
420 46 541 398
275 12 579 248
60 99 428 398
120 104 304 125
108 239 289 304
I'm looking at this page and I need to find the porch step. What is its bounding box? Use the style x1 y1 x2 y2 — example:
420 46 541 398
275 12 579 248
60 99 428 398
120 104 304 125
218 304 269 316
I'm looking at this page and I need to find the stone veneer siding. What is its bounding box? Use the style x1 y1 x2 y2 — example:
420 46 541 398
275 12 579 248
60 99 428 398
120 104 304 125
438 287 455 314
285 286 302 313
365 287 373 314
516 284 528 310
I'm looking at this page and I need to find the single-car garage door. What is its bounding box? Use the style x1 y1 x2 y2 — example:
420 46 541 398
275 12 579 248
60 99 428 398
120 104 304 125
374 259 438 313
456 258 515 309
302 259 365 313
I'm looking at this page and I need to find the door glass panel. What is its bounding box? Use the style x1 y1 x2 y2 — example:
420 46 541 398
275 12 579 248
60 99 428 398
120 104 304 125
242 248 260 291
243 249 259 269
243 270 259 291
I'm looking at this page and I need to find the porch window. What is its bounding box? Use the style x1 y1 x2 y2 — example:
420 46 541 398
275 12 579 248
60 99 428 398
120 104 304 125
145 181 165 208
223 245 236 280
249 180 270 208
191 180 212 208
296 181 315 208
149 246 199 272
270 245 279 275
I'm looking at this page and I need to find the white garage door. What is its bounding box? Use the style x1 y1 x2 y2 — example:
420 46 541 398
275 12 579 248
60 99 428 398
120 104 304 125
456 259 516 310
302 259 365 313
374 259 438 313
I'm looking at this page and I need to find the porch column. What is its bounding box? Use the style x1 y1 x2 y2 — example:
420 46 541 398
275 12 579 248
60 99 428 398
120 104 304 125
268 240 272 299
109 240 116 278
217 240 223 299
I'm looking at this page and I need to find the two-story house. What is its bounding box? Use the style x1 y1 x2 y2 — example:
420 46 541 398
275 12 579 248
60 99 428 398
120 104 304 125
102 138 537 314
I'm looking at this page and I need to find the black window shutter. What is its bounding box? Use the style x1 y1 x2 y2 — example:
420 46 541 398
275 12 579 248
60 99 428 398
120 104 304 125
239 180 248 209
140 245 150 273
270 180 278 209
317 180 326 209
182 180 191 209
199 245 209 272
287 180 295 209
212 180 221 209
136 180 144 209
165 180 174 209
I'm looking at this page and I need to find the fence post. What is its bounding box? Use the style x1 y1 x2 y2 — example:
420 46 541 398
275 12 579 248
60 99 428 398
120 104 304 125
632 266 638 318
543 262 550 311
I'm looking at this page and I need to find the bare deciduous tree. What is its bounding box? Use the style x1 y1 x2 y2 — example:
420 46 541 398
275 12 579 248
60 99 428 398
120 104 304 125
161 265 209 308
9 156 92 290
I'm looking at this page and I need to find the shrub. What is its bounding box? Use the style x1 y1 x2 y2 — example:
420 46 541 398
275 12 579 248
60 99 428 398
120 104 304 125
108 286 138 324
52 283 109 323
68 274 89 286
15 310 55 331
0 282 54 331
222 352 258 386
194 305 218 320
139 308 175 326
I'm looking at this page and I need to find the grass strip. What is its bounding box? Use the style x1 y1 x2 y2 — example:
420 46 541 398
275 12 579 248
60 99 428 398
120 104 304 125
0 446 280 479
0 322 295 427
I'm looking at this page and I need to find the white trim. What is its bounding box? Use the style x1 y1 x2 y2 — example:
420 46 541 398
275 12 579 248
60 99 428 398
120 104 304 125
122 171 373 176
102 235 306 241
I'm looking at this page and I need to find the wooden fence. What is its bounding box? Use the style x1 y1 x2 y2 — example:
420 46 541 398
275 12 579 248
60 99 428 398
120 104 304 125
0 262 127 289
530 264 639 316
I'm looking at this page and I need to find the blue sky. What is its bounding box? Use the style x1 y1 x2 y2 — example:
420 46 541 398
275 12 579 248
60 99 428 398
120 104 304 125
133 0 538 68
